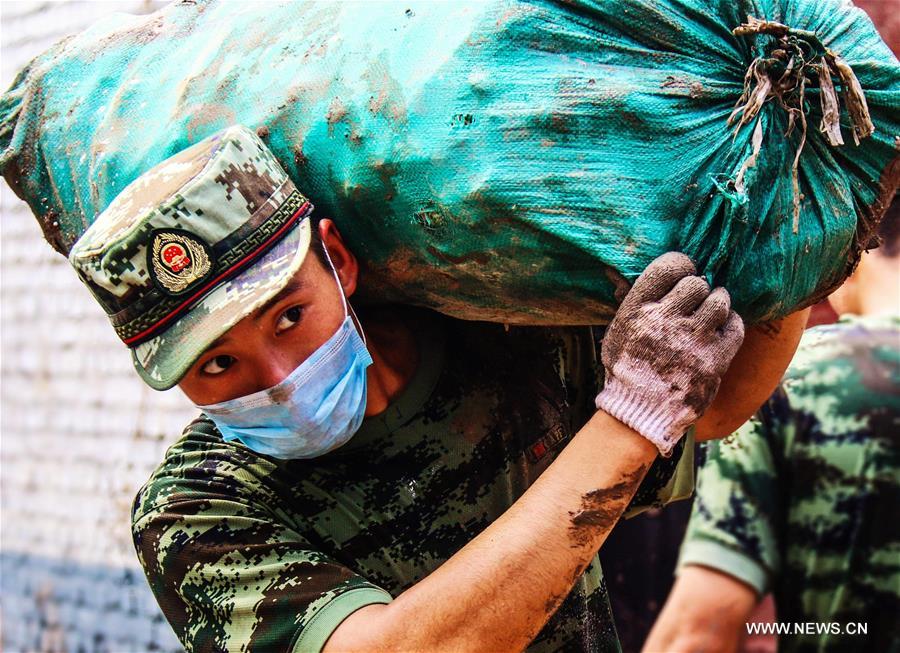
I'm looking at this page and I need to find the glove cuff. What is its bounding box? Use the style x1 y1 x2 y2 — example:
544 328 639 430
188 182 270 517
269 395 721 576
595 378 685 457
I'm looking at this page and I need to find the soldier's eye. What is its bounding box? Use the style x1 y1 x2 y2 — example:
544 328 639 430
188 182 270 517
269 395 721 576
275 305 303 334
202 355 235 375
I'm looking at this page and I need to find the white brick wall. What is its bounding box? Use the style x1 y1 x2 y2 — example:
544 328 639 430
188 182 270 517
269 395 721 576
1 3 193 651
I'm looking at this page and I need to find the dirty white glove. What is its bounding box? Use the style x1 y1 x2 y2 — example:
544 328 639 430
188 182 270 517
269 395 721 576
595 252 745 456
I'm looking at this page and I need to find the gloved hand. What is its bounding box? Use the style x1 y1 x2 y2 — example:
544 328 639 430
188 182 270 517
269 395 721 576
595 252 745 456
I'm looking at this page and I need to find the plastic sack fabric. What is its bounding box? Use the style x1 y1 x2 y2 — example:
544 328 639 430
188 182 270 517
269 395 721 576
1 0 897 325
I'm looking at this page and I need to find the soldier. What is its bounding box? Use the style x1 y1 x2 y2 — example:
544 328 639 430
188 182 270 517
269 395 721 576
644 205 900 653
68 124 803 652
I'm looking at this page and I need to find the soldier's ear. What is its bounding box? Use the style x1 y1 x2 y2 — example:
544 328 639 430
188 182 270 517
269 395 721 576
318 219 358 298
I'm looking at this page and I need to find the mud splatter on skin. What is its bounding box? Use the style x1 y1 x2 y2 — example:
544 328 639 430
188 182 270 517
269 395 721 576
567 464 648 548
755 319 784 339
541 556 594 620
544 591 566 616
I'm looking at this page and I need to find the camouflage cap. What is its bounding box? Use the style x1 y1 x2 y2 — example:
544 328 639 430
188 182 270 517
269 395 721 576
69 125 313 390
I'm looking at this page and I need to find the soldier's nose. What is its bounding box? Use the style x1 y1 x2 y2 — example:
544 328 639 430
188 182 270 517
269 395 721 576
254 354 297 390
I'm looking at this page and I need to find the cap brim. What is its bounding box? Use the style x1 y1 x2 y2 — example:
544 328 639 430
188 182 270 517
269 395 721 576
131 218 312 390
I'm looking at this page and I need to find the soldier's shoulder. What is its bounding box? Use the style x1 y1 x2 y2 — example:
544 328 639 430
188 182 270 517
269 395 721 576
130 415 281 525
786 315 899 381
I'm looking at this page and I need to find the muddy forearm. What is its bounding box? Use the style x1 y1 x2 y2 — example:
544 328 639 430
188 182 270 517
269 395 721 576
323 410 656 653
695 307 809 441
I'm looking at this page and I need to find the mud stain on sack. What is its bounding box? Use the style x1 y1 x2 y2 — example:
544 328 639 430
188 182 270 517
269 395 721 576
88 13 168 60
619 110 644 129
326 97 349 135
503 125 532 142
798 143 899 314
364 59 408 126
568 463 648 548
293 148 310 174
868 144 900 249
270 79 335 126
450 113 475 128
425 245 491 266
374 161 399 201
185 103 237 142
660 75 704 99
41 208 69 254
550 112 575 134
459 189 521 229
325 93 364 146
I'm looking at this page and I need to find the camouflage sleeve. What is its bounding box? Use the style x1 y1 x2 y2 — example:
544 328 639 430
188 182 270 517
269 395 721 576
623 427 695 518
676 391 789 596
132 497 392 653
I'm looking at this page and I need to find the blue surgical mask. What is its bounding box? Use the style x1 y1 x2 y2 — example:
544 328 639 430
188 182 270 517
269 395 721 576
197 250 373 459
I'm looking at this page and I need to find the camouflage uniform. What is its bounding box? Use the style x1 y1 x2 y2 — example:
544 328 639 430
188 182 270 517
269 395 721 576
133 310 694 653
678 314 900 652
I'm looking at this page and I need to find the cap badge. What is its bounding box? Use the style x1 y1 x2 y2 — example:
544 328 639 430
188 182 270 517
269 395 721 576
148 229 215 296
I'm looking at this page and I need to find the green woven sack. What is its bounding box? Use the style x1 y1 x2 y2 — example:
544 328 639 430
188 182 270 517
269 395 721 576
1 0 897 324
